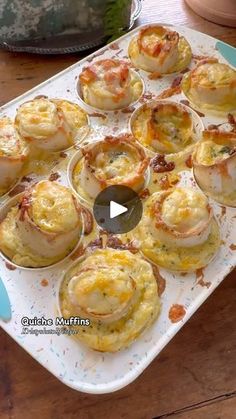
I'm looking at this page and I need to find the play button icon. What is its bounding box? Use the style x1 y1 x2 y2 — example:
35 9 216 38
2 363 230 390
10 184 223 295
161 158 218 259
110 201 128 219
93 185 143 234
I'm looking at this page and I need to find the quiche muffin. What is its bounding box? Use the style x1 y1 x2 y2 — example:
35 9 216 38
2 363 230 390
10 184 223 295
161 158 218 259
15 98 88 152
72 134 149 199
59 248 161 352
193 130 236 206
128 25 192 73
134 187 220 272
79 59 143 110
0 117 28 196
182 59 236 113
0 181 84 267
131 101 198 154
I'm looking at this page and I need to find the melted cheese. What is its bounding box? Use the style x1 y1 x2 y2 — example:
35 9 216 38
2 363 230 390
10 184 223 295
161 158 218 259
162 188 209 233
0 205 74 268
59 248 160 352
16 99 60 139
92 148 138 182
0 118 27 157
196 140 235 166
30 181 79 233
182 62 236 113
129 28 192 74
193 63 235 89
52 99 88 131
132 102 195 154
134 192 220 271
80 59 143 110
68 267 135 317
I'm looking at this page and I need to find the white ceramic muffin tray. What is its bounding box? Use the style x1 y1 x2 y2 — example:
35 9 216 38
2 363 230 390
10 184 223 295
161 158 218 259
0 24 235 394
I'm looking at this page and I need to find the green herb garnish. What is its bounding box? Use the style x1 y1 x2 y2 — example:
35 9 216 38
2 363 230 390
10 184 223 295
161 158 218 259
104 0 131 42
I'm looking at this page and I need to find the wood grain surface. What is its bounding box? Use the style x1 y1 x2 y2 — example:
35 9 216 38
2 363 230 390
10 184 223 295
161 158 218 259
0 1 236 418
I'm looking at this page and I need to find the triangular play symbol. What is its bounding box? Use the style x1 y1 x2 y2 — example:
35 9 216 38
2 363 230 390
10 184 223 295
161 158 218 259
110 201 128 219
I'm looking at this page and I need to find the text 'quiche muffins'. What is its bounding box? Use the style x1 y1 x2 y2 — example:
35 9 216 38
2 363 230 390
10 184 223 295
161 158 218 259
59 248 161 352
182 59 236 113
79 59 143 110
0 117 28 196
72 134 149 200
131 101 199 155
128 25 192 74
193 130 236 207
134 187 220 272
0 181 85 268
15 97 89 152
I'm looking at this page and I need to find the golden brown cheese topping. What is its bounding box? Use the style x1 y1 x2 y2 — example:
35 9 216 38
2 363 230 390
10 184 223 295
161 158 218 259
29 181 80 234
191 62 236 89
132 102 195 154
161 188 210 233
91 147 138 182
196 141 236 165
0 118 26 157
138 26 179 59
80 59 130 99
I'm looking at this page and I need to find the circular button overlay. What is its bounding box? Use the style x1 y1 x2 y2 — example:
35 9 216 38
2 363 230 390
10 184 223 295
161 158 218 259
93 185 143 234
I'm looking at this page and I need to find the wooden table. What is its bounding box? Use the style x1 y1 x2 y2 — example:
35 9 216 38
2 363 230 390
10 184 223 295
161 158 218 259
0 1 236 418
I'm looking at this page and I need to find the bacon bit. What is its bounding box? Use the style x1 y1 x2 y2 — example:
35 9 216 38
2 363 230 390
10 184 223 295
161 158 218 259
195 268 211 288
109 43 120 50
198 278 211 288
41 279 49 287
80 206 93 235
157 85 181 99
208 124 220 131
192 54 216 61
151 264 166 296
88 238 102 249
230 244 236 250
8 184 26 197
141 93 154 102
228 113 236 125
139 188 150 199
89 112 107 120
196 269 204 282
34 95 48 100
121 106 135 114
59 151 67 158
181 67 190 74
180 99 205 117
70 244 85 260
195 109 205 118
185 155 193 168
150 154 175 173
158 174 171 190
148 72 162 80
220 206 226 221
171 75 183 88
5 262 16 271
49 172 60 182
80 67 97 84
106 236 137 252
21 176 32 183
180 99 190 106
88 235 138 253
168 304 186 323
228 113 236 132
19 192 31 221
